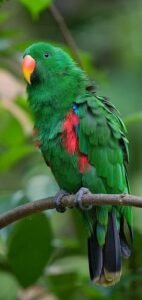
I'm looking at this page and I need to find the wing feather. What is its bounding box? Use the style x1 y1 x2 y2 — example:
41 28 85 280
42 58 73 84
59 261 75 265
75 93 129 194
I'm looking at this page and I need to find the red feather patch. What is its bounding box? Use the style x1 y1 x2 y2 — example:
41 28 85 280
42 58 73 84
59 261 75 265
79 154 90 173
63 109 90 173
63 110 79 154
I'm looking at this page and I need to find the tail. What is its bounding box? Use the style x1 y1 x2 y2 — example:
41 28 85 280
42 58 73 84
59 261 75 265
88 212 131 286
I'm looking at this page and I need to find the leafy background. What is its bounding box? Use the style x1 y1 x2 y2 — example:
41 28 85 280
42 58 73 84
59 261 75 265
0 0 142 299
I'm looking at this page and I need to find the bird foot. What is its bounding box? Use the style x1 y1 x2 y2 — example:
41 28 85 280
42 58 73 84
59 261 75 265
75 187 92 210
53 189 68 213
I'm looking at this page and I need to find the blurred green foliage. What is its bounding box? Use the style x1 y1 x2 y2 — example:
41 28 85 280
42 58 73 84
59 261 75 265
20 0 53 18
0 0 142 299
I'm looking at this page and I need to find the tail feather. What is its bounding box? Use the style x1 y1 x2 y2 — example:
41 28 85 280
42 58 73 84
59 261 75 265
88 212 123 286
88 228 103 281
103 213 121 273
120 218 131 258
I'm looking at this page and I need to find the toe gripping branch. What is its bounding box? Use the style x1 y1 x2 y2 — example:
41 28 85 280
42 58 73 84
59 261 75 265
75 188 92 211
54 190 68 213
54 188 92 213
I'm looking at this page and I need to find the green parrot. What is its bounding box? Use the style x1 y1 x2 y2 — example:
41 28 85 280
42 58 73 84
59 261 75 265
22 42 132 286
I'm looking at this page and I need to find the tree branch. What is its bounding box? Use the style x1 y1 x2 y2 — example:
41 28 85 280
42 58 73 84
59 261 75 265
0 193 142 229
48 4 83 68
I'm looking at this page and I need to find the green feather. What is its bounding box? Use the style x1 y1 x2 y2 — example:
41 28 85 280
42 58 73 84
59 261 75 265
96 224 107 246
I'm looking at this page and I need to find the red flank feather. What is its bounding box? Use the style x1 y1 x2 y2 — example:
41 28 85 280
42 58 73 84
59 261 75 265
63 110 79 154
63 110 90 172
79 154 90 173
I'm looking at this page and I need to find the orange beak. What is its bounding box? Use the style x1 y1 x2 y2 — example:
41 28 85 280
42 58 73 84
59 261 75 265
22 55 36 84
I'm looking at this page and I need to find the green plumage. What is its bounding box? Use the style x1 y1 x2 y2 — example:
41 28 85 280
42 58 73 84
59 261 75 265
22 42 133 286
75 94 132 246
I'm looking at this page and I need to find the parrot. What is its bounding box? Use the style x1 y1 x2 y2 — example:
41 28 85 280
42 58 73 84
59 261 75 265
22 42 133 286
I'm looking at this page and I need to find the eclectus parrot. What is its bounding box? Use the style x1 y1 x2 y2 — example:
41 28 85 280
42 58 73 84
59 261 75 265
22 42 132 286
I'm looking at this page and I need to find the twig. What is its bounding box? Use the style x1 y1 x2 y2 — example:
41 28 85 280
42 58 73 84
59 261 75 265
0 193 142 229
124 112 142 126
48 4 83 68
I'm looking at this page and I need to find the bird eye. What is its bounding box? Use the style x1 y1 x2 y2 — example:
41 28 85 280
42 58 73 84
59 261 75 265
44 51 49 58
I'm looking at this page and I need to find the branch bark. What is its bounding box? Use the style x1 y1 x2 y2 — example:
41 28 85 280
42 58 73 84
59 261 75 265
0 193 142 230
48 4 83 68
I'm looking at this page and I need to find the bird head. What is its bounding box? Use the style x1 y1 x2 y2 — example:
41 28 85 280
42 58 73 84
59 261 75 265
22 42 87 114
22 42 79 85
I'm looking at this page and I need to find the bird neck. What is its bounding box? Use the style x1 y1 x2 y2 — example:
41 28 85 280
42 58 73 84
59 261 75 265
27 67 87 121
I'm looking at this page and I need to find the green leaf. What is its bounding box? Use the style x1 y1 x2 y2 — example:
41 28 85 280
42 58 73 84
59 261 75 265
0 272 20 300
7 213 53 287
20 0 53 18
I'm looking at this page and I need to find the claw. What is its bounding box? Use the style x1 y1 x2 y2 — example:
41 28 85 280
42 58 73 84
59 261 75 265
75 187 92 210
53 190 68 213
